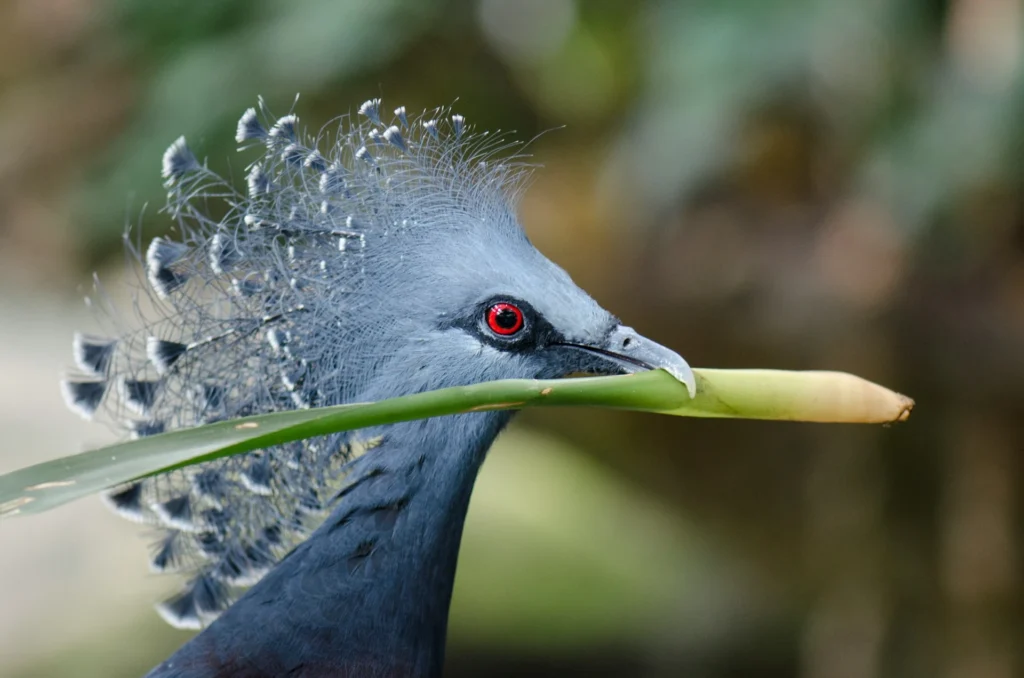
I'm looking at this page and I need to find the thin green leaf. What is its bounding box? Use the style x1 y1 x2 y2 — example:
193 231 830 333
0 369 912 519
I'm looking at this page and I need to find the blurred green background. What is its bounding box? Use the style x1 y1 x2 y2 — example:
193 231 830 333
1 0 1022 676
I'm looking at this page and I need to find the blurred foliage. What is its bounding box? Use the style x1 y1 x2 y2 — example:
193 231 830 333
1 0 1022 676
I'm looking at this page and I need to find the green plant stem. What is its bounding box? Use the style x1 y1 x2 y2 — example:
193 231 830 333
0 369 912 518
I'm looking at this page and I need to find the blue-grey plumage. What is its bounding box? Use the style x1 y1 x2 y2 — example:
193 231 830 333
60 97 695 677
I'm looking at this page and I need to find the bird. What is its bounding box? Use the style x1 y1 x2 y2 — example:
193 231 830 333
60 96 695 677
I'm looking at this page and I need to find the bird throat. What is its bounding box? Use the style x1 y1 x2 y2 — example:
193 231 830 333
149 409 512 678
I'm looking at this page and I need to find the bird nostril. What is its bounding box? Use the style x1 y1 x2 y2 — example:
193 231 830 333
622 336 632 349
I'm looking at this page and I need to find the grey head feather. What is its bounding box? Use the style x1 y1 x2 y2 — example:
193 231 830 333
71 333 116 376
61 96 636 629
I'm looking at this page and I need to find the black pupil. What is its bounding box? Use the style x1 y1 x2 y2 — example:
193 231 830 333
494 307 519 330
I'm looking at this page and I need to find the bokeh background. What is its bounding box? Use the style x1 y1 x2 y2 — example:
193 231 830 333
1 0 1022 676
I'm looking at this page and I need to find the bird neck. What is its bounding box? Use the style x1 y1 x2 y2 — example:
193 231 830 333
153 410 509 678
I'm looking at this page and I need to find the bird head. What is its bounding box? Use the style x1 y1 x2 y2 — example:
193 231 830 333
214 99 695 405
61 97 694 630
341 194 695 399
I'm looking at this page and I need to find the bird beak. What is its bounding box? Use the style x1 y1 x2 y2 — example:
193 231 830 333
555 325 697 399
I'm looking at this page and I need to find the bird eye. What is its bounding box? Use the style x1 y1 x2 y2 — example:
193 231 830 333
485 303 524 336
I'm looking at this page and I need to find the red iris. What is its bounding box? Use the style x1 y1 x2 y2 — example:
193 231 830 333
486 303 524 336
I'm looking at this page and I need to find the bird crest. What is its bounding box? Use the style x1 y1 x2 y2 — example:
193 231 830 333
60 97 535 629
